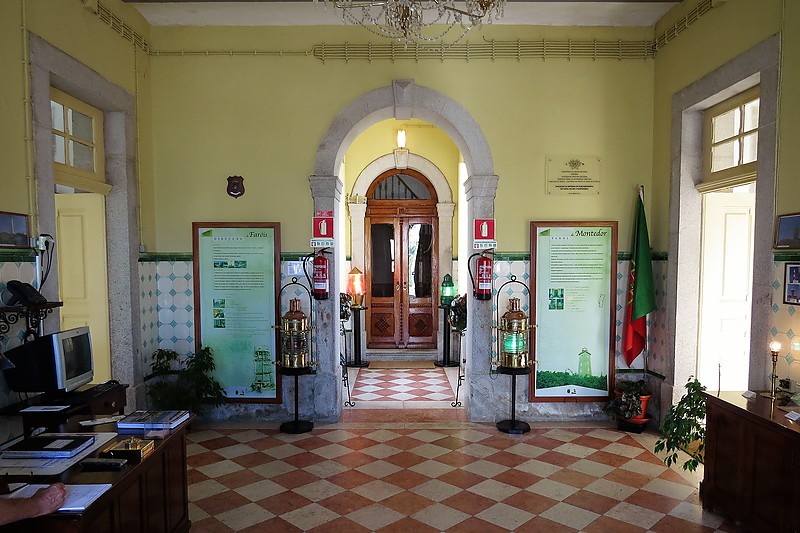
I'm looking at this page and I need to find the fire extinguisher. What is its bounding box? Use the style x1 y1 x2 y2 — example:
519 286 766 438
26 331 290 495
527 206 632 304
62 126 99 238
304 248 330 300
468 250 494 300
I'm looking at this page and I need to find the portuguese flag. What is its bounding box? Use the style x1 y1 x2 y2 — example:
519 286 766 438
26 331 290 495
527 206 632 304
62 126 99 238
623 191 656 367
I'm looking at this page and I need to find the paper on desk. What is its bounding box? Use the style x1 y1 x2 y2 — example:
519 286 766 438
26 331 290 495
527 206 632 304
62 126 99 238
20 405 69 412
0 484 112 512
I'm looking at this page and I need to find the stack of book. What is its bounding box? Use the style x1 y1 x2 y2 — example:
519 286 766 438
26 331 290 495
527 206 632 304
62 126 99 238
116 410 190 431
2 434 95 459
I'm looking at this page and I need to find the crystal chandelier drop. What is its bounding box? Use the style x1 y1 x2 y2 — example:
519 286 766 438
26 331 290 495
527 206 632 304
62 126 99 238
327 0 506 44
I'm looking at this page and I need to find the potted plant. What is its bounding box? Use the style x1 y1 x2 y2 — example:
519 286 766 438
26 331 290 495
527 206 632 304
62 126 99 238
605 378 652 432
654 376 706 472
146 346 225 415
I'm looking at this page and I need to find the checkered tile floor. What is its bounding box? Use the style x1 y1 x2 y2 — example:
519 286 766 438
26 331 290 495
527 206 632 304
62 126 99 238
352 369 455 402
186 422 740 532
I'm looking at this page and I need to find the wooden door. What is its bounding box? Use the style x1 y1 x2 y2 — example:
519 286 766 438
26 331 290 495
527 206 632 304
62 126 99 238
55 193 112 383
366 216 437 349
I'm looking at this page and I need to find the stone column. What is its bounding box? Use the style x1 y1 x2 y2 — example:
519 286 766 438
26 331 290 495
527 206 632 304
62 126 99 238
308 175 343 422
464 175 499 422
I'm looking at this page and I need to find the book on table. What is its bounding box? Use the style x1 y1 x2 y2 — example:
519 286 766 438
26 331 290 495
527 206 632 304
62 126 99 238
2 434 95 459
116 410 190 430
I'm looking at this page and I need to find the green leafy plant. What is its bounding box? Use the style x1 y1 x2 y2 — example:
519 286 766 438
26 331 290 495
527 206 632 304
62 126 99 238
604 379 651 419
146 346 225 415
654 376 706 472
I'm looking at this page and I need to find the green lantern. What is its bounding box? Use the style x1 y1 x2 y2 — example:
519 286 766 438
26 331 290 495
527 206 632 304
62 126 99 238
440 274 456 306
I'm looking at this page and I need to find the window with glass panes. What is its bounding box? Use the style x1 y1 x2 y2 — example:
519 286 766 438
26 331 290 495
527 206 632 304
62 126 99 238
50 88 107 193
703 87 759 185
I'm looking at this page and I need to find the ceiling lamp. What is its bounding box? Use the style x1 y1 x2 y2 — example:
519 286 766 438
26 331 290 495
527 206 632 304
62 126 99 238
325 0 506 45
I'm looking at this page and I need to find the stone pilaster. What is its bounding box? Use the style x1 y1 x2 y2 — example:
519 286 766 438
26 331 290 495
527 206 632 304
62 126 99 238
308 175 344 421
464 175 499 423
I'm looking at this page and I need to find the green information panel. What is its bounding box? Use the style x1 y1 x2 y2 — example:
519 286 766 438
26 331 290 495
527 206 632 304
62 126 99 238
193 222 282 403
529 221 617 401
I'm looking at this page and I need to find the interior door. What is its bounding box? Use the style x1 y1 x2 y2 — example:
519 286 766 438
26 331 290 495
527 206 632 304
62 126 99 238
697 188 755 392
367 216 437 349
55 193 112 383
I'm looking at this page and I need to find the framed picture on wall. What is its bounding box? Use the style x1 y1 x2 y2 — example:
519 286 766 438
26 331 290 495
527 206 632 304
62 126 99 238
193 222 282 403
0 211 29 248
784 263 800 305
775 213 800 249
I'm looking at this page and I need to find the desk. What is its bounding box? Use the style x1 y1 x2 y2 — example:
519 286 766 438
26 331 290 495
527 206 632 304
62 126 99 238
702 392 800 532
0 415 191 533
0 383 128 436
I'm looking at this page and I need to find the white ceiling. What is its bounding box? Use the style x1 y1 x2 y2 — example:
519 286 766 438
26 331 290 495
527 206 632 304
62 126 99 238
127 1 679 28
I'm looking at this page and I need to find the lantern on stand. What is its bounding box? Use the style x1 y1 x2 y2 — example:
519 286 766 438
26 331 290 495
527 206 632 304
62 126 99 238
436 274 460 368
345 268 369 368
493 275 536 435
275 276 315 434
499 297 532 368
279 298 311 368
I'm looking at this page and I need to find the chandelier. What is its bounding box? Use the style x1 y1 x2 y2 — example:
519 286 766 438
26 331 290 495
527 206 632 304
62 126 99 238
325 0 507 44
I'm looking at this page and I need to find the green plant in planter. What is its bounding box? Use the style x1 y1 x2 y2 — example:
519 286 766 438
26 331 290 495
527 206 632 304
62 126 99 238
654 376 706 472
146 346 225 415
605 379 651 419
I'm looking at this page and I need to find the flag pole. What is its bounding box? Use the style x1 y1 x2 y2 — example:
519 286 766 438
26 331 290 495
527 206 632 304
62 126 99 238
639 184 648 379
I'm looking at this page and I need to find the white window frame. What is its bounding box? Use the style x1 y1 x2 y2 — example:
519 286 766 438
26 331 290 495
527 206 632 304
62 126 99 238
50 87 110 195
699 86 759 192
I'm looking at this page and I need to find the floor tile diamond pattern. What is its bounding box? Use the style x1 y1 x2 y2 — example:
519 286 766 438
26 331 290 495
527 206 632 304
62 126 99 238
352 368 455 402
187 426 736 532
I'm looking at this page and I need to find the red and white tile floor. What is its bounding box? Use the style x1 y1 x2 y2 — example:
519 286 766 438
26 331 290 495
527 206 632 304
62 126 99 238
186 368 740 532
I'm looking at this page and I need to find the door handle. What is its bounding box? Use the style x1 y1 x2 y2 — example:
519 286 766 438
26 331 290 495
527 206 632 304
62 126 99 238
396 282 401 292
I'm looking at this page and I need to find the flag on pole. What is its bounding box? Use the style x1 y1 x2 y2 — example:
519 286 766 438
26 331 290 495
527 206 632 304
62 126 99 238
623 189 656 367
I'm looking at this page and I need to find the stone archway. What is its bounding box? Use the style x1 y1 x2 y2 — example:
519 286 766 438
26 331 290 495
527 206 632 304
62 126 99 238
310 80 503 423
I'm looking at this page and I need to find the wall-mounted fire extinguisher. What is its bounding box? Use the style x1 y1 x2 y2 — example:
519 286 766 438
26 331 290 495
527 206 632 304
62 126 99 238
468 250 494 300
304 248 330 300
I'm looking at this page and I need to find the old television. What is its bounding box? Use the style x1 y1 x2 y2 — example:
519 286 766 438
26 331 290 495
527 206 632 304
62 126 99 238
3 326 94 393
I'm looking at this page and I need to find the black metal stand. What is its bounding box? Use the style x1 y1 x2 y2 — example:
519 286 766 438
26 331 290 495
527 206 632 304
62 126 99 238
435 305 460 368
452 330 465 408
340 321 355 407
496 366 531 434
345 306 369 368
277 365 315 434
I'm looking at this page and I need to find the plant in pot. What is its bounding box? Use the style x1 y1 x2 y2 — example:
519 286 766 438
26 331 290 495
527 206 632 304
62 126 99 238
605 379 652 432
146 346 225 415
654 376 706 472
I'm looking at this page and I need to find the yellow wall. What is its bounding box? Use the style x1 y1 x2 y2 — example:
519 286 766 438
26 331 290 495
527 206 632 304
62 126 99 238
149 24 655 252
650 0 785 249
0 0 153 245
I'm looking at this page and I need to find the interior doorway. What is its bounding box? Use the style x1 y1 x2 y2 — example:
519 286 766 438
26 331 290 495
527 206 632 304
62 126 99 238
365 169 438 350
55 192 112 383
697 184 755 392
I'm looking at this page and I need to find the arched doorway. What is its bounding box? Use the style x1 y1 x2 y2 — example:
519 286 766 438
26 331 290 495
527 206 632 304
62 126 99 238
365 168 438 350
310 79 502 422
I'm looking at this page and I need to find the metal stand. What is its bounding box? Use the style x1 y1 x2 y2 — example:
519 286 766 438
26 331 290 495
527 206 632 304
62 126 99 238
340 320 355 407
277 366 314 434
345 306 369 368
496 366 531 434
452 330 465 407
435 305 460 368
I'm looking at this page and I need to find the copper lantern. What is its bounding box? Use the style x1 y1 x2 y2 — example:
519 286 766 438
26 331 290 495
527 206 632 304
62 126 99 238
499 297 531 368
279 298 311 368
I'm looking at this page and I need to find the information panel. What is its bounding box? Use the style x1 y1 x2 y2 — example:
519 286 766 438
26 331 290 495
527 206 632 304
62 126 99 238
193 222 281 402
530 221 617 401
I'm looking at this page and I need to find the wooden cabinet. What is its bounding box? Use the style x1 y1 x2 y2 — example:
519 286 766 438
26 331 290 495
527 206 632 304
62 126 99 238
0 383 128 436
702 392 800 533
0 417 190 533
